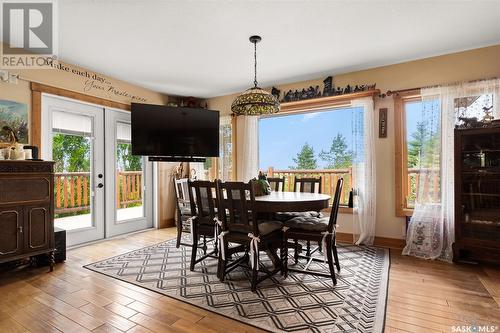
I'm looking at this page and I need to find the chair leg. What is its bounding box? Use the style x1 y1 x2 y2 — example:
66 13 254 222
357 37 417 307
176 215 182 248
189 224 198 271
282 236 288 278
218 241 228 282
332 244 340 272
203 236 207 255
306 241 311 257
251 251 259 292
326 235 337 286
213 233 219 256
294 239 299 264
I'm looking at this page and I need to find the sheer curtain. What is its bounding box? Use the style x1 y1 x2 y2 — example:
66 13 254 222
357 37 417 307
351 97 376 245
404 78 500 261
219 115 233 180
236 116 259 182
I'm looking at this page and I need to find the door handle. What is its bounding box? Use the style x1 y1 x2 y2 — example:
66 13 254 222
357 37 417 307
97 183 104 188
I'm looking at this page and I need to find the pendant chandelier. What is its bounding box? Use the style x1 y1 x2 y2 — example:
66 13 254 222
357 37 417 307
231 35 280 116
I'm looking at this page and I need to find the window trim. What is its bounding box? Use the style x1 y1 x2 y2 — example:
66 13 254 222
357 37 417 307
394 90 421 217
255 90 380 213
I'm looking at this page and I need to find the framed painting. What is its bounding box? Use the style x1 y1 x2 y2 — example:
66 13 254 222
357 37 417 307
0 99 29 144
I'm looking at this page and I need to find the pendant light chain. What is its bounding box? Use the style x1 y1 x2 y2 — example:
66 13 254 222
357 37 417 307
231 35 280 116
253 40 258 88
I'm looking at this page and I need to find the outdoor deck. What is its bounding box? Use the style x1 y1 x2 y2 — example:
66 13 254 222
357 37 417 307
55 206 144 231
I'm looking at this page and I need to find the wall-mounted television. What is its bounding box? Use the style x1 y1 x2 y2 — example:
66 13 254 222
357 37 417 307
131 103 219 159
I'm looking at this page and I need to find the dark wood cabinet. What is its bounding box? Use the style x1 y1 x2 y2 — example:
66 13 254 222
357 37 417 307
454 127 500 263
0 161 56 270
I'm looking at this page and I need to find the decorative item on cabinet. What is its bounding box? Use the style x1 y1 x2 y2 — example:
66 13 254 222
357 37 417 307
0 160 56 271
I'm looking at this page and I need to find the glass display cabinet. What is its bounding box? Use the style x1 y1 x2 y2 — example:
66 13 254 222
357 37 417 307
454 126 500 263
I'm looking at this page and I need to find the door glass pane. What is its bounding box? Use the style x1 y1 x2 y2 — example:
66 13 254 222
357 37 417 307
116 122 144 221
53 128 93 231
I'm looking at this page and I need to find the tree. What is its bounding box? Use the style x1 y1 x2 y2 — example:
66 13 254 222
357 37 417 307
319 134 354 169
117 143 142 171
290 143 317 169
52 133 91 173
407 122 427 168
407 121 440 168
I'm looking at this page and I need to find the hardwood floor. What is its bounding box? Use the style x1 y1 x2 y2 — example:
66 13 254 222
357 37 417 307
0 228 498 333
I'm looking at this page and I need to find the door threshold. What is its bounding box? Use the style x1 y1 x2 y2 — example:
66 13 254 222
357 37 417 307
67 227 156 251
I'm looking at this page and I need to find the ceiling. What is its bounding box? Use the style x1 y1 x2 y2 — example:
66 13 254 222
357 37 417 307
58 0 500 98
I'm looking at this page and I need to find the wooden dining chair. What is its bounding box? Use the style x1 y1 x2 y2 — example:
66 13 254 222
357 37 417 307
267 177 285 192
282 178 344 285
278 176 323 255
187 180 219 271
216 180 284 292
173 177 192 248
294 177 322 193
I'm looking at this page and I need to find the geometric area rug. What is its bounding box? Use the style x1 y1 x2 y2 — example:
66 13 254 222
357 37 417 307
84 238 390 333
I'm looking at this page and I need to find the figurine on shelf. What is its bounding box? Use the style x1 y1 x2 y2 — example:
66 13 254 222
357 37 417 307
300 89 308 100
335 87 343 95
323 76 334 96
482 105 494 124
353 85 361 92
367 83 377 90
314 85 321 98
306 86 316 99
344 85 352 94
458 117 482 129
271 87 281 101
293 90 300 101
283 90 293 102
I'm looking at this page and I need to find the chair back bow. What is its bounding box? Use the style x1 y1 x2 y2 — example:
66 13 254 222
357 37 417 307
320 225 336 263
247 233 261 269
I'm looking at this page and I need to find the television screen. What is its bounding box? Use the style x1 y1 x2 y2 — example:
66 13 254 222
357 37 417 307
131 104 220 157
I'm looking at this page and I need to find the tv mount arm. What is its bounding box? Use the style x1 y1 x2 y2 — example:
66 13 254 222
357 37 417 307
148 156 206 163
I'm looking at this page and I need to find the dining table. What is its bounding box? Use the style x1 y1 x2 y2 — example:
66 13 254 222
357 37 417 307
255 191 331 213
254 191 332 268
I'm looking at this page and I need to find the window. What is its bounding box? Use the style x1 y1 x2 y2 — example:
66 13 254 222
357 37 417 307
395 93 427 216
395 90 496 216
259 107 360 206
191 115 233 181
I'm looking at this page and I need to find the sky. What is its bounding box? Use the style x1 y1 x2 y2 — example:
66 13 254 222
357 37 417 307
259 107 358 170
259 95 492 170
258 103 426 171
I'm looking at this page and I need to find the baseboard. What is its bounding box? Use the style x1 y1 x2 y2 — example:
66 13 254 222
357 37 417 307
336 232 405 250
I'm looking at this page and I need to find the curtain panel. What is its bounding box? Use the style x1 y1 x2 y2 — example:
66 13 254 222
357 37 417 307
236 115 259 182
403 78 500 261
351 97 377 245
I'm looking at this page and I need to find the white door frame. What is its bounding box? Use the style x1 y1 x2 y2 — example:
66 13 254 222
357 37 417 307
41 94 156 246
41 94 106 246
104 107 153 237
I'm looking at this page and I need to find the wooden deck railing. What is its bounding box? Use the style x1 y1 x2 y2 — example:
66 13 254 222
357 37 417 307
265 166 440 208
54 171 142 215
406 167 440 208
265 167 353 206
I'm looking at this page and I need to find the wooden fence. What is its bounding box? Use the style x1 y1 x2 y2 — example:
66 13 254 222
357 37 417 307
406 167 440 208
54 171 142 215
265 167 439 208
265 167 353 206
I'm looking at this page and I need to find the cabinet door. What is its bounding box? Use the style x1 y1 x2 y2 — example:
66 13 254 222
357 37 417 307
0 207 23 259
24 205 52 251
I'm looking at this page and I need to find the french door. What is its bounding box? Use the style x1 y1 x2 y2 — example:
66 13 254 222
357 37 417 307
104 108 152 237
42 95 152 246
